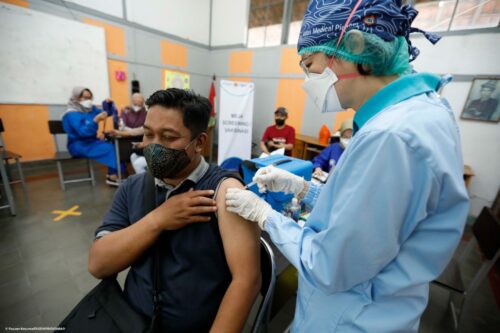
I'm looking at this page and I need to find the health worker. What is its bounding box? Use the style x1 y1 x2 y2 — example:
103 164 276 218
225 0 469 332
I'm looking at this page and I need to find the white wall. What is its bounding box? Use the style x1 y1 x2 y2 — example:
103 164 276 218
0 3 110 104
411 31 500 216
211 0 249 47
66 0 123 18
125 0 210 45
411 32 500 75
71 0 249 47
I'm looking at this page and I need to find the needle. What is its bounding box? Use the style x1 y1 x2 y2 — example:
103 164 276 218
244 181 256 189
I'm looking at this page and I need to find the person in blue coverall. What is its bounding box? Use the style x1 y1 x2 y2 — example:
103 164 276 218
225 0 470 332
62 86 121 186
312 118 353 178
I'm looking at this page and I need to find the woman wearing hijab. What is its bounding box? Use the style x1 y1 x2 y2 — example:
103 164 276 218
63 87 120 186
225 0 469 331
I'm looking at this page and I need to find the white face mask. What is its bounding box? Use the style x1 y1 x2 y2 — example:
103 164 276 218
132 105 143 112
340 137 350 148
79 99 93 109
302 67 344 113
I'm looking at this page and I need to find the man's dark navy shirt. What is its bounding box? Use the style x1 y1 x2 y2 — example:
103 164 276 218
95 159 242 332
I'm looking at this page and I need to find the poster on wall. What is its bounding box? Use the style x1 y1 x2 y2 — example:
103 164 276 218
218 80 254 165
461 78 500 123
164 70 190 89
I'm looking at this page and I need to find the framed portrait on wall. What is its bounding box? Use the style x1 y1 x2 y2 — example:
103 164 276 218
461 78 500 122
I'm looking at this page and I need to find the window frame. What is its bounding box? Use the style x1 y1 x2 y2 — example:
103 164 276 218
246 0 500 48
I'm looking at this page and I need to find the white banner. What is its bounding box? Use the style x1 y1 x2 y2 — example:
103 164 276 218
218 80 254 165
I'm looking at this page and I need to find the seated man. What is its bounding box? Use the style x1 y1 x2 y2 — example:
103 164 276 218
108 93 148 174
260 107 295 156
88 88 261 332
312 119 353 178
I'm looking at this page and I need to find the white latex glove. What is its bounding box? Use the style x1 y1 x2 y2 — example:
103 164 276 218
253 165 306 196
226 188 273 229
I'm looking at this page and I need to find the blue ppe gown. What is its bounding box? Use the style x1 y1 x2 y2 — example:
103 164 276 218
264 73 470 332
62 106 117 173
312 143 345 173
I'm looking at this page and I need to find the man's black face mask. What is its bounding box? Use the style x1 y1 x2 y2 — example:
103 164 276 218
143 140 194 179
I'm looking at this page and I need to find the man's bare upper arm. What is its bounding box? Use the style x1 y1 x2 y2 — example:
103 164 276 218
216 178 261 279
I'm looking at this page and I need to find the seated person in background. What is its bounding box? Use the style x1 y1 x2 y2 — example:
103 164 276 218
88 88 261 332
312 118 353 178
109 93 147 137
108 93 148 174
62 86 120 186
260 107 295 156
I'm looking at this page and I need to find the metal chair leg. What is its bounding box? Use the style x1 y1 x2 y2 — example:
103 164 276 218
88 159 96 186
15 157 27 192
114 139 122 182
4 160 13 182
455 295 469 333
0 159 15 215
56 160 65 191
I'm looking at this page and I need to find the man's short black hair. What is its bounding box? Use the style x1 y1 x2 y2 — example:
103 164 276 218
146 88 211 139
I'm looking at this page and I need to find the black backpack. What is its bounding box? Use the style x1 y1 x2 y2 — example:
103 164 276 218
57 174 160 333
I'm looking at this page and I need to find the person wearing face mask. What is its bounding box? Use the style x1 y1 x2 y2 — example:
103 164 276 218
260 107 295 156
225 0 469 332
107 93 149 174
108 93 148 137
89 88 261 333
62 86 121 186
312 118 353 178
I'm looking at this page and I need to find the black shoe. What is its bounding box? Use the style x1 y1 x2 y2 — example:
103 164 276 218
106 176 120 187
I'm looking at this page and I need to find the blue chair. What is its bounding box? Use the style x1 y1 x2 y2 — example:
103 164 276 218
220 156 243 172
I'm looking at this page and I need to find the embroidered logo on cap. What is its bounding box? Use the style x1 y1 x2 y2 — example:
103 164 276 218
363 15 376 26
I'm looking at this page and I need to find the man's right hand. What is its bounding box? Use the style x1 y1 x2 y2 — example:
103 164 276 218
149 189 217 231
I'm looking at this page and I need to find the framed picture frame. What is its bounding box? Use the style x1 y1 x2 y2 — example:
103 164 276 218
461 78 500 123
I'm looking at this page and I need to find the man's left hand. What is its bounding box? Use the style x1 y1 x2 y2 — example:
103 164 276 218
225 188 273 229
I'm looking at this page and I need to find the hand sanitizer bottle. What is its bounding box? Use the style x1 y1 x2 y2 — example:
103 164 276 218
290 197 301 221
118 117 125 131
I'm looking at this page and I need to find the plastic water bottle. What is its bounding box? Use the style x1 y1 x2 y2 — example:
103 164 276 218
118 118 125 131
289 197 301 221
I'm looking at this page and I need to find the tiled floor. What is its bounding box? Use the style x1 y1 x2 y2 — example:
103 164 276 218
0 160 499 332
